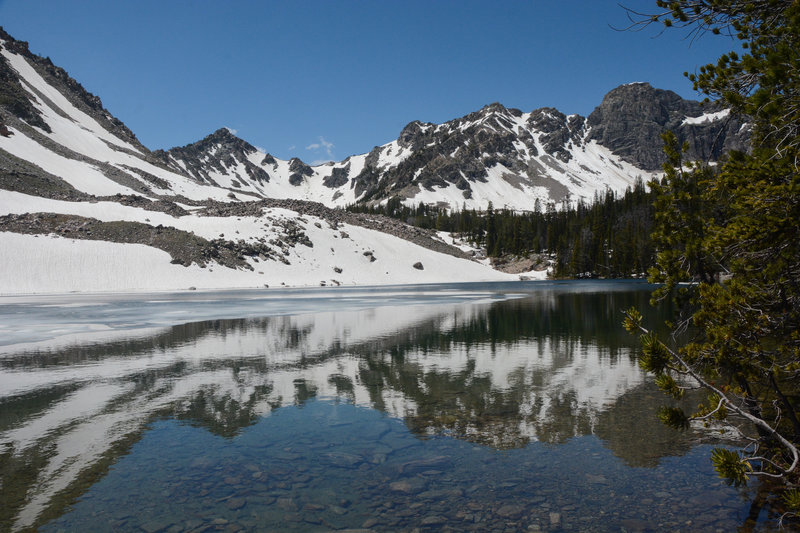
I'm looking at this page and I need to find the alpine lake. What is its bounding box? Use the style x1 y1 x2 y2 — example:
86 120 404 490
0 280 786 532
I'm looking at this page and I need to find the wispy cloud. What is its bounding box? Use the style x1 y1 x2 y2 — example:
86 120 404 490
224 126 238 135
288 145 296 151
305 136 335 159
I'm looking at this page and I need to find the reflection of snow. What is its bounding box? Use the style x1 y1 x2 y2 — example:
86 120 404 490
400 338 644 440
0 289 646 529
0 286 518 348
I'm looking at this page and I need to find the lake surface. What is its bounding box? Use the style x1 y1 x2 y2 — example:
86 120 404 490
0 281 780 531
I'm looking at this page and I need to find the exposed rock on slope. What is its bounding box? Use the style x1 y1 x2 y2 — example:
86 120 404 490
0 27 751 292
161 86 749 211
153 128 270 189
0 27 143 149
1 25 749 213
587 82 749 170
199 197 474 260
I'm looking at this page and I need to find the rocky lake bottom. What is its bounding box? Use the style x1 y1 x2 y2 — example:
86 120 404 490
42 401 757 533
0 281 783 531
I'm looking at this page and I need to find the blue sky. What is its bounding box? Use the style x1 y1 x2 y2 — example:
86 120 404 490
0 0 737 163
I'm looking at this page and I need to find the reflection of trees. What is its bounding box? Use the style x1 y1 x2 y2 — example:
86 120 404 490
1 290 673 449
352 289 659 363
1 284 692 531
349 289 666 448
358 338 601 448
594 382 700 467
175 383 277 438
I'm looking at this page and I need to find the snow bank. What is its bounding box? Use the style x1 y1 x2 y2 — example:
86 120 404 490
0 226 517 295
682 108 730 125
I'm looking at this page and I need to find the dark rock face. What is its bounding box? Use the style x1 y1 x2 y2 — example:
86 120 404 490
529 108 574 163
288 158 313 177
587 82 749 170
287 157 313 186
398 121 432 151
323 165 349 188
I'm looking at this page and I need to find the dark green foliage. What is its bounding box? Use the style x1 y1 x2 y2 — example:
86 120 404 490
711 448 751 487
624 0 800 498
657 406 690 430
784 489 800 513
639 332 672 374
654 373 684 399
347 179 656 277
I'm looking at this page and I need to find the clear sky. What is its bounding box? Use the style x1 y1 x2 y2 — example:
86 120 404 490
0 0 737 163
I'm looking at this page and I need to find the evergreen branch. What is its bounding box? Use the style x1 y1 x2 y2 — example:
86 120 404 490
623 311 800 477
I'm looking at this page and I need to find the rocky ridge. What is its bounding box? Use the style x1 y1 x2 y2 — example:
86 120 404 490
1 25 750 213
0 27 143 150
0 194 472 274
0 26 752 290
160 85 749 211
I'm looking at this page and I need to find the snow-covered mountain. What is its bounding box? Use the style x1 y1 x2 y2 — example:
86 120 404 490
0 27 748 212
0 27 748 293
158 86 749 211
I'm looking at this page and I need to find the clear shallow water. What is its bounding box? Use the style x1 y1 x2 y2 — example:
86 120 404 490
0 281 780 531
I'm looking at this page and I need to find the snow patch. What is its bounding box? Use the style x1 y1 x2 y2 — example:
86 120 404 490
682 108 730 125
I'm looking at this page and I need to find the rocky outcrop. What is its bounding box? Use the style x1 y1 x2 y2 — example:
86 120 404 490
288 157 313 186
0 50 51 133
587 82 749 170
0 212 264 269
199 198 473 260
323 164 349 188
156 128 271 186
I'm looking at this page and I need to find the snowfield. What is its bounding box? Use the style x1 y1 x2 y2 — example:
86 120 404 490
0 190 542 294
0 226 525 295
0 39 682 294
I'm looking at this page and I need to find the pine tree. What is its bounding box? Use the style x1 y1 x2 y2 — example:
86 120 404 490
485 202 498 257
623 0 800 516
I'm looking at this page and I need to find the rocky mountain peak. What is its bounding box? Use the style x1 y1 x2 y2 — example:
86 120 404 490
199 127 258 154
481 102 507 114
588 82 687 128
587 82 749 170
158 127 269 187
398 120 434 150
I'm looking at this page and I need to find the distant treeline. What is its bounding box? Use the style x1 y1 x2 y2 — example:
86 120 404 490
346 178 655 278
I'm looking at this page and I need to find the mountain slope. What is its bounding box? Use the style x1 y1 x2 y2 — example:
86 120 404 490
1 27 748 212
160 86 748 212
0 27 747 293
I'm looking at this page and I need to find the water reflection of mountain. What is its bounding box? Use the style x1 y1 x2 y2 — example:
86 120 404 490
1 286 692 530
